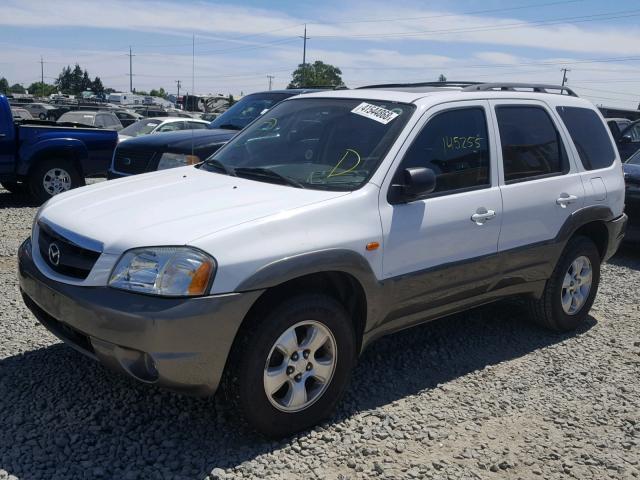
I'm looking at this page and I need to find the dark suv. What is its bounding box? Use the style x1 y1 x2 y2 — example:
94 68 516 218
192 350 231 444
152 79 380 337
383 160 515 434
107 89 320 178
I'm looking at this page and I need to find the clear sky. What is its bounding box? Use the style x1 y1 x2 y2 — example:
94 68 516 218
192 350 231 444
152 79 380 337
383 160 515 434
1 0 639 108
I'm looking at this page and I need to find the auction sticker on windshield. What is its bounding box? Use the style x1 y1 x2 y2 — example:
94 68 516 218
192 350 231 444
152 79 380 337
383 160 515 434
351 102 399 124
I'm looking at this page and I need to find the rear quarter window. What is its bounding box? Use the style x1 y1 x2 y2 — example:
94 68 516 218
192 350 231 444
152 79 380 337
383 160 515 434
557 106 616 170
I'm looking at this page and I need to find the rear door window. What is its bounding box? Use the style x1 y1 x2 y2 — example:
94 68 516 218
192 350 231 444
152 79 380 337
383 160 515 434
557 106 616 170
496 106 568 183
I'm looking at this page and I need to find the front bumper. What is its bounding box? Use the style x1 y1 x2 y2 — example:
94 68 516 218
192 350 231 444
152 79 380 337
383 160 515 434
604 213 628 260
18 239 263 396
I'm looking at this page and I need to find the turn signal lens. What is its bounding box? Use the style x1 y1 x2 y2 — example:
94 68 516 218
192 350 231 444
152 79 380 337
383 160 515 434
188 260 214 295
366 242 380 251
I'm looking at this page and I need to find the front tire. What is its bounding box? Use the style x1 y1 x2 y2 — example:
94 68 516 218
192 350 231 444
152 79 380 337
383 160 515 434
28 159 84 203
527 236 601 331
224 294 356 437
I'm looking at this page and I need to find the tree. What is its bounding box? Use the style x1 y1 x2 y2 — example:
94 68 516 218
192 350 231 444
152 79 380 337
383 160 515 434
92 77 104 96
9 83 25 94
0 77 8 94
149 87 167 98
288 61 345 88
27 82 57 97
438 74 447 82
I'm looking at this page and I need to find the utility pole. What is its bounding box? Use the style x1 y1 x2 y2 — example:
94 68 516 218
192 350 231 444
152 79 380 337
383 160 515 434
128 46 135 92
40 56 44 98
299 24 310 86
267 75 274 91
561 68 570 87
175 80 181 99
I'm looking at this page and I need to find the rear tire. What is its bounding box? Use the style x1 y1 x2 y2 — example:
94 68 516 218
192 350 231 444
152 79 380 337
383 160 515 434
224 294 356 437
28 158 84 204
527 236 600 331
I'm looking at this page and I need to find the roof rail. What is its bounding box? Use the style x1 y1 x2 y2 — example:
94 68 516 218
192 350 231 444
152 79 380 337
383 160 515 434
462 83 578 97
357 81 481 89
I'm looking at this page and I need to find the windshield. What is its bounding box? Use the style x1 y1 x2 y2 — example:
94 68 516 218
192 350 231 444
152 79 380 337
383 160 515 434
59 112 95 126
209 92 290 130
628 151 640 165
120 118 162 137
201 97 415 191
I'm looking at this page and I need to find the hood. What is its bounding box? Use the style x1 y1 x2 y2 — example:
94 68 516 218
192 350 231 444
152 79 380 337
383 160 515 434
40 166 349 254
116 128 235 153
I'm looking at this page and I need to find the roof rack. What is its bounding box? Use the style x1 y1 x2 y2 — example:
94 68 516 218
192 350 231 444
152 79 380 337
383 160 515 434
357 81 481 90
462 83 578 97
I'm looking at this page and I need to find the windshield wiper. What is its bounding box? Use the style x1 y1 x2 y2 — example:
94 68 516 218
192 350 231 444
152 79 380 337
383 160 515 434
214 123 242 131
203 158 236 176
234 167 305 189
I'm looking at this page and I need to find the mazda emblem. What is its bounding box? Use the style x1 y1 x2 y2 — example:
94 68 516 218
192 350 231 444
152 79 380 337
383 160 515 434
48 243 61 266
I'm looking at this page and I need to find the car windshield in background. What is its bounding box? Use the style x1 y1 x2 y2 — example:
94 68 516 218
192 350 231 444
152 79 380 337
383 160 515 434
208 92 290 131
628 151 640 165
58 112 95 126
120 119 161 137
201 98 415 191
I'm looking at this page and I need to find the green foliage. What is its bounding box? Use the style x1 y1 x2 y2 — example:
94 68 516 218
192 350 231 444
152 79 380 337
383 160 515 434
0 77 8 94
9 83 26 94
55 64 106 96
149 87 167 98
288 61 345 89
27 82 58 97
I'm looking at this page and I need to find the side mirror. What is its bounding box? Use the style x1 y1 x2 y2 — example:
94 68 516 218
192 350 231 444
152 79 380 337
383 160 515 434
388 167 437 204
620 134 633 144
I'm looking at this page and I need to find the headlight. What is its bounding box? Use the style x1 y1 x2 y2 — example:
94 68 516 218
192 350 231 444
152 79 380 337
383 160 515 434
109 247 215 297
157 153 201 170
32 199 50 238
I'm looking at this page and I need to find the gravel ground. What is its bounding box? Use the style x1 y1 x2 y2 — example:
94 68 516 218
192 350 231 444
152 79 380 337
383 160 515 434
0 185 638 480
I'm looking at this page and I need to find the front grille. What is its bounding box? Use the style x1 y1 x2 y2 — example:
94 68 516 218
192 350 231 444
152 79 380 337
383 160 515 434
37 223 101 279
113 148 156 174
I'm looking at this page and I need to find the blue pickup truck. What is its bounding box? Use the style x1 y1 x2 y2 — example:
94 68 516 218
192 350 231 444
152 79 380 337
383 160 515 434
0 95 118 202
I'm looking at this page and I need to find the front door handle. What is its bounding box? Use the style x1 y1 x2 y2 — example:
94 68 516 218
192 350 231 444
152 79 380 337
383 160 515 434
556 193 578 208
471 207 496 225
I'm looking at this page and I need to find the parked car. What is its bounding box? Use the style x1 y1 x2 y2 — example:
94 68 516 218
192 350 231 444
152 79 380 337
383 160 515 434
57 110 123 131
623 150 640 242
615 120 640 161
108 89 320 178
606 117 632 139
11 108 33 121
0 95 118 201
113 109 143 127
118 117 209 142
19 83 626 436
23 103 57 120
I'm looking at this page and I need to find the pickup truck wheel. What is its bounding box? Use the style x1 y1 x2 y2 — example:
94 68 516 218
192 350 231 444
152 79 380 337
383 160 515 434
29 159 84 203
527 236 600 332
0 181 26 195
38 113 47 120
224 294 356 437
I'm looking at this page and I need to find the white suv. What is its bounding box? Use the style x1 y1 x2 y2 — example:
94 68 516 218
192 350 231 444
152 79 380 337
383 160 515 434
18 82 627 436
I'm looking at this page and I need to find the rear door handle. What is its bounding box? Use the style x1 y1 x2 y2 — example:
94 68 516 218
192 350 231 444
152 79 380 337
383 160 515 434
471 208 496 225
556 193 578 208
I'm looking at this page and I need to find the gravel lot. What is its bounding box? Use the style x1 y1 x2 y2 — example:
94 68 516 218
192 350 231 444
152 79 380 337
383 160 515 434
0 185 638 480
